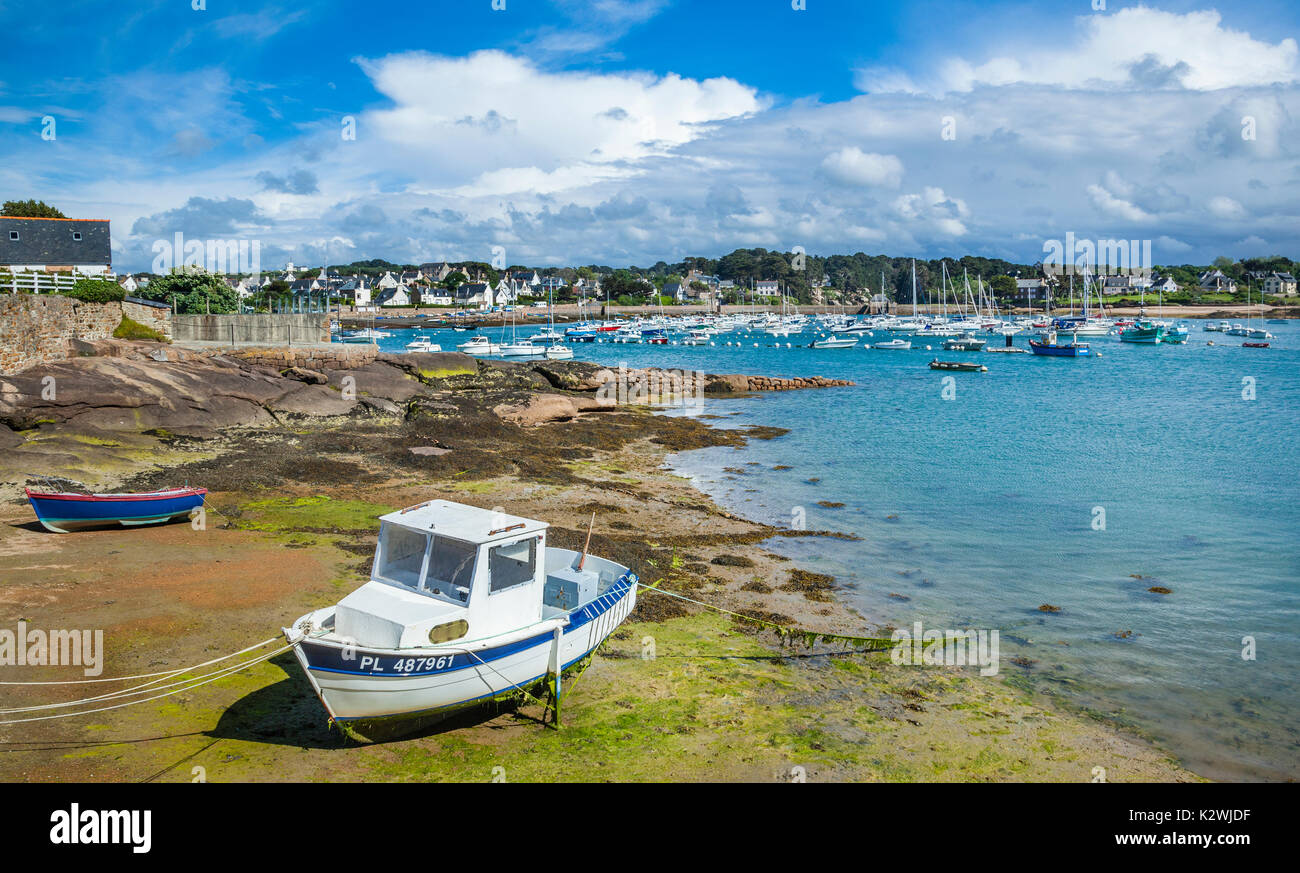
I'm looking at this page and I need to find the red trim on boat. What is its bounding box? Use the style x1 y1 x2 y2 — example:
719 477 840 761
23 487 207 502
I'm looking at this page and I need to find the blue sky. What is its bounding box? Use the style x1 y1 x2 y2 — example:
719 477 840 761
4 0 1300 272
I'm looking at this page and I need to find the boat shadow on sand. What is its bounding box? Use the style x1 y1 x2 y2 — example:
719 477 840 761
206 652 549 748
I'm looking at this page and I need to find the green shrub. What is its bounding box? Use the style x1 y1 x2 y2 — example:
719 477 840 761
65 279 126 304
112 315 169 343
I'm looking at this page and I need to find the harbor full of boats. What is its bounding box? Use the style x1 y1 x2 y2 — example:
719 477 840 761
336 307 1280 359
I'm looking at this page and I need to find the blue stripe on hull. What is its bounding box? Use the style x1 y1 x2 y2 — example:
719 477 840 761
329 641 609 724
300 577 634 680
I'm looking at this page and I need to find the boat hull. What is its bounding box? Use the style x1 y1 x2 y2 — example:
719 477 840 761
25 487 206 533
1028 340 1092 357
290 574 637 727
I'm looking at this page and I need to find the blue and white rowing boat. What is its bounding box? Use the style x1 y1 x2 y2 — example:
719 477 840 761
25 486 206 533
284 500 637 734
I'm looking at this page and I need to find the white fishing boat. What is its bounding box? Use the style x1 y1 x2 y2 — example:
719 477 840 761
405 334 442 352
811 335 858 349
873 338 912 350
942 333 986 351
456 336 501 355
284 501 637 733
543 344 574 359
340 328 392 343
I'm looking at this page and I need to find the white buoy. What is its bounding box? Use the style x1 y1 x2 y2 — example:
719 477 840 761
926 345 932 350
786 342 792 348
753 342 759 347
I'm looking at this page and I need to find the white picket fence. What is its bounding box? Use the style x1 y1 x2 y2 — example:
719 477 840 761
2 270 117 295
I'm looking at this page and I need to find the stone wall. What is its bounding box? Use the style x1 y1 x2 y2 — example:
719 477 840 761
171 313 329 344
221 344 379 371
0 294 167 375
122 300 173 340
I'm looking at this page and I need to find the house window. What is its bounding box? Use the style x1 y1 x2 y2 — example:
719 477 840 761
72 232 82 241
489 538 536 593
8 231 17 241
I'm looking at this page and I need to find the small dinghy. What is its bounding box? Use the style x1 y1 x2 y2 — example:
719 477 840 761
284 501 637 736
25 485 206 533
873 339 912 350
1242 341 1270 348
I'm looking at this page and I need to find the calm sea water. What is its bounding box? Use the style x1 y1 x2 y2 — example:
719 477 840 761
356 318 1300 780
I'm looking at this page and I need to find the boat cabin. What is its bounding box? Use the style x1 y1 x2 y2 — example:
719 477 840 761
333 501 624 650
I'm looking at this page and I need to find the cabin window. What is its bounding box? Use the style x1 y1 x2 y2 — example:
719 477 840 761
488 538 536 593
423 536 477 605
8 231 17 241
72 232 82 241
373 524 429 591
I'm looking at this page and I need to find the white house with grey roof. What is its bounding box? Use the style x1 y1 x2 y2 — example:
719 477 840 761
0 216 112 274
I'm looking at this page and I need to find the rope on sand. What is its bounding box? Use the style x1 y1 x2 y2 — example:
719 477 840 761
0 644 292 725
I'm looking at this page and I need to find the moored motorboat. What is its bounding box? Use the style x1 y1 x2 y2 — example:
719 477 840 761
456 336 501 356
499 339 546 359
25 486 206 534
872 339 912 350
928 359 987 372
811 335 858 349
942 333 986 351
1119 319 1165 344
1029 330 1093 357
283 500 638 736
405 335 442 352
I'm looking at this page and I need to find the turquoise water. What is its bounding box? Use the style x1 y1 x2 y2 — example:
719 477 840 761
357 320 1300 780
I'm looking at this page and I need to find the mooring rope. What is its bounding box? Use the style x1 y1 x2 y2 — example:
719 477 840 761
0 644 293 714
0 636 284 686
0 644 292 725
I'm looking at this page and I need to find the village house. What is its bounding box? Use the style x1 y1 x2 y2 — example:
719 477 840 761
1150 274 1179 295
1263 271 1297 296
455 282 494 309
1198 269 1237 294
374 283 413 307
0 216 113 275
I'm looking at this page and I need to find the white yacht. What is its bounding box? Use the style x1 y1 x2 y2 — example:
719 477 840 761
456 335 501 356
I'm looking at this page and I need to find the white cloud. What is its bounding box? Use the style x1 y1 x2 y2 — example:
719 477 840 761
820 147 904 188
356 50 762 195
860 8 1300 94
1087 183 1156 223
1207 195 1245 219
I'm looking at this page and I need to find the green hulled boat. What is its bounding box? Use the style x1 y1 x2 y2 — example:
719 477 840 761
1119 319 1165 344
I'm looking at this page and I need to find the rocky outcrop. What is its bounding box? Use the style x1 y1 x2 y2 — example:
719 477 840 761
0 339 855 438
727 375 853 392
492 393 581 426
